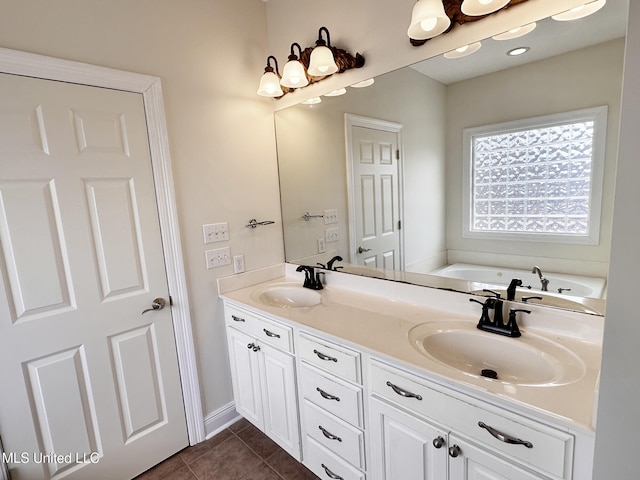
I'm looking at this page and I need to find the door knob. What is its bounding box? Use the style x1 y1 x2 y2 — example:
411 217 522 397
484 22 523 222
141 297 166 315
357 246 371 254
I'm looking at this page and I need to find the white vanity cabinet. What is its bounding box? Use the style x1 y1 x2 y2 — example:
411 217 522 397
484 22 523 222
224 304 301 460
296 332 366 480
369 359 574 480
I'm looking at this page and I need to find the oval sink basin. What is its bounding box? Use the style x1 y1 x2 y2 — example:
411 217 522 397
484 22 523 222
408 322 586 386
252 283 322 308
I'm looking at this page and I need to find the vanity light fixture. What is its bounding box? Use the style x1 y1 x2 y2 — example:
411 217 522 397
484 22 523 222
492 22 536 41
444 41 482 59
507 46 530 56
257 56 284 98
461 0 510 16
307 27 339 77
280 43 309 88
350 78 375 88
552 0 606 21
407 0 451 41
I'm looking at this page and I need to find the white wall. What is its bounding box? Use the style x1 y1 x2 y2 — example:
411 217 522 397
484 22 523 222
276 67 447 272
592 1 640 477
0 0 283 424
445 39 624 278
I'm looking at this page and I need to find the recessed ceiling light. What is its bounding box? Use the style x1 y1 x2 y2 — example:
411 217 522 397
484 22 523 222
444 42 482 59
507 47 530 57
351 78 375 88
492 22 537 41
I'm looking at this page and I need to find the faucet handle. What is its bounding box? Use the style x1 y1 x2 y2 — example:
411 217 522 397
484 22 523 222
507 309 531 338
482 289 502 299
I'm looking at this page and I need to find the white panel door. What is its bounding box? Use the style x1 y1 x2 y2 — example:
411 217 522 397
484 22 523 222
448 435 543 480
0 73 188 480
369 398 448 480
349 123 402 269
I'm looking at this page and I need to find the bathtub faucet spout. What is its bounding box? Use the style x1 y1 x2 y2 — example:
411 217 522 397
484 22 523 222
531 266 549 292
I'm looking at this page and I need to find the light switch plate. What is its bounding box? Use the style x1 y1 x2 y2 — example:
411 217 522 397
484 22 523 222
324 209 338 224
325 228 339 243
317 238 326 254
203 223 229 244
205 247 231 269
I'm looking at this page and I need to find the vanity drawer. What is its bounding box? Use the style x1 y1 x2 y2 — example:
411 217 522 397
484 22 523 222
302 399 365 469
300 363 364 428
224 304 293 353
304 436 365 480
370 360 573 480
298 333 361 383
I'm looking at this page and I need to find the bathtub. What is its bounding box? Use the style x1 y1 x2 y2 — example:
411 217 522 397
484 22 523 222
430 263 606 298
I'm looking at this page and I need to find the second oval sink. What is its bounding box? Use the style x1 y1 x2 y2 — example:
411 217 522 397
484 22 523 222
251 283 322 308
408 321 586 386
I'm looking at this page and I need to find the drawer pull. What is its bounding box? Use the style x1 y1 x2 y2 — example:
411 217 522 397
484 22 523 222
386 381 423 400
316 387 340 402
478 421 533 449
321 463 344 480
263 328 281 338
319 425 342 442
313 349 338 362
231 315 245 322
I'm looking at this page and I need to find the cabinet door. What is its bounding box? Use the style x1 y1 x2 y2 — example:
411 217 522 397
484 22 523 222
448 435 547 480
369 398 448 480
226 327 263 427
260 342 301 460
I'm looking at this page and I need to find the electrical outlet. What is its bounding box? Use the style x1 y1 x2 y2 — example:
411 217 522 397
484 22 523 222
324 209 338 224
233 255 245 274
203 222 229 244
205 247 231 269
325 227 339 243
317 238 326 254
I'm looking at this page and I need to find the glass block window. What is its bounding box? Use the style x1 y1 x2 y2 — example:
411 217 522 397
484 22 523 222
462 107 607 244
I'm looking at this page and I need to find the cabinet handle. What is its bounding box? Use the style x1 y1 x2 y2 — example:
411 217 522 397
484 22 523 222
478 421 533 449
386 381 423 400
316 387 340 402
432 436 445 449
231 315 245 322
319 425 342 442
321 463 344 480
313 349 338 362
247 343 255 349
263 328 281 338
448 445 461 458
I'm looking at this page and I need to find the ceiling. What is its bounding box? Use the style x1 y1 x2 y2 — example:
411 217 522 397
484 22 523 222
411 0 628 84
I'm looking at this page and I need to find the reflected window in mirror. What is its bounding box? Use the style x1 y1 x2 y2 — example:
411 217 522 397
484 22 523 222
462 106 607 245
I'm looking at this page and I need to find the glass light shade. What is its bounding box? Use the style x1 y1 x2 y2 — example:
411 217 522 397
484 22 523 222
407 0 451 40
308 45 339 76
350 78 375 88
443 41 482 59
492 22 537 41
552 0 606 21
324 88 347 97
280 60 309 88
302 97 322 105
461 0 510 16
257 71 284 97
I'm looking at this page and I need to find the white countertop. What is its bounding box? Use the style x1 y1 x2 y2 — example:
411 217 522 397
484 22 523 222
218 264 603 434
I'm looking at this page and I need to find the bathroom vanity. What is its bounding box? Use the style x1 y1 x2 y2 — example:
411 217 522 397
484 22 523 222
218 264 602 480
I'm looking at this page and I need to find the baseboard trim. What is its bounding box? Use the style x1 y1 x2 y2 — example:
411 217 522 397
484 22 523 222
204 402 242 440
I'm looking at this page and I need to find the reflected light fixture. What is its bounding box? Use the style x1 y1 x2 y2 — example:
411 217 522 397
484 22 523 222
492 22 537 41
324 88 347 97
444 41 482 59
507 46 530 56
552 0 606 21
280 43 309 88
257 56 284 97
407 0 451 41
461 0 510 16
307 27 339 77
302 97 322 105
350 78 375 88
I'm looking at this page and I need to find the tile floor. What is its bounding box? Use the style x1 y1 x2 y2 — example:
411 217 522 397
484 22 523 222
135 418 320 480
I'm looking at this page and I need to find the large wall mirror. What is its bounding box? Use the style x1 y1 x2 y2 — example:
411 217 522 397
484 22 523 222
275 0 627 316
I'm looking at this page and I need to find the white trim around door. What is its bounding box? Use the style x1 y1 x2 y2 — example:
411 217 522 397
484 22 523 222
0 47 205 446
